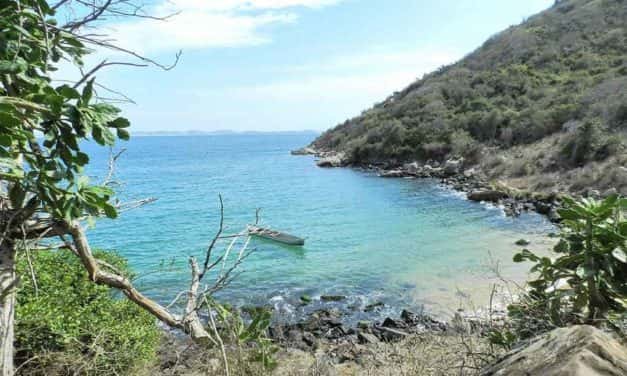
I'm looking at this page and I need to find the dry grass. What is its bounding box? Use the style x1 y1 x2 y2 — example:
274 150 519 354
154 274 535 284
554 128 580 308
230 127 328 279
145 330 501 376
478 133 627 196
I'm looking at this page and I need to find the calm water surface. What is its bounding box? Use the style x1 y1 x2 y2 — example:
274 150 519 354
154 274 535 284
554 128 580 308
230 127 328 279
85 133 554 322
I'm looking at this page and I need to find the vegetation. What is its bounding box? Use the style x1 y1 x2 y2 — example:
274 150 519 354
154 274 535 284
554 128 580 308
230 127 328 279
15 249 160 375
312 0 627 194
491 195 626 349
0 1 252 374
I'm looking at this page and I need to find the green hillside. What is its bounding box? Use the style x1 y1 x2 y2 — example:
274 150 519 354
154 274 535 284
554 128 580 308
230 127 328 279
311 0 627 195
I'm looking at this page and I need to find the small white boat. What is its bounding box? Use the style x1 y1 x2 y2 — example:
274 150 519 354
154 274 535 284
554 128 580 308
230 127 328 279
247 225 305 246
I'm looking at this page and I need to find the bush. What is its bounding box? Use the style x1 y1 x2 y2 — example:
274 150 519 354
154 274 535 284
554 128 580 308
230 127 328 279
493 195 627 346
15 249 160 375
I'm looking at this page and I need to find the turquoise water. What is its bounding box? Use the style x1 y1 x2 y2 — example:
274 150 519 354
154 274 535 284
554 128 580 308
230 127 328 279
85 133 554 321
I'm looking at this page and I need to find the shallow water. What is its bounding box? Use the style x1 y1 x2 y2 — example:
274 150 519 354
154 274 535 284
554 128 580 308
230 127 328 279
84 133 555 322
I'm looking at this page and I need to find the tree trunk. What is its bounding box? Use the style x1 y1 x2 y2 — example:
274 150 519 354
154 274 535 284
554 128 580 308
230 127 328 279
0 242 16 376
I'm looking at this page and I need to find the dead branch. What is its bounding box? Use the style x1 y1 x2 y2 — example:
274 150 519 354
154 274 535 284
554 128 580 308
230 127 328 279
199 194 225 280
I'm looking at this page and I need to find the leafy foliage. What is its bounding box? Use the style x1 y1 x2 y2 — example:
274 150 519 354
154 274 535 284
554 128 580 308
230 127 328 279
0 0 128 223
491 195 627 347
15 249 160 375
212 302 279 370
312 0 626 191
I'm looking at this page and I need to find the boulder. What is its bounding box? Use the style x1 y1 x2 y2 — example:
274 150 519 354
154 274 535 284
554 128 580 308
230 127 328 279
482 325 627 376
364 302 384 312
534 201 553 215
403 162 421 175
382 317 408 329
422 165 442 176
443 158 464 176
467 190 508 202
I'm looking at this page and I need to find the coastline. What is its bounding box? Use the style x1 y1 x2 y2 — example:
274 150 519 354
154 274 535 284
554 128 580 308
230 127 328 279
291 147 566 223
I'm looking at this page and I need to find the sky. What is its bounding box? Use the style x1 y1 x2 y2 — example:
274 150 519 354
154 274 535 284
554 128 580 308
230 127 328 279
62 0 554 132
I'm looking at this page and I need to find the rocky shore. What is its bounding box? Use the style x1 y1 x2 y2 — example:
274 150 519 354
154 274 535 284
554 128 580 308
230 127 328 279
267 307 448 354
291 147 564 222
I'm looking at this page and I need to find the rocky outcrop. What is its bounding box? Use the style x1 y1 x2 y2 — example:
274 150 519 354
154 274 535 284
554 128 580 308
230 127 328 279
268 308 448 352
482 325 627 376
443 158 464 176
291 147 317 155
316 152 347 168
467 190 508 202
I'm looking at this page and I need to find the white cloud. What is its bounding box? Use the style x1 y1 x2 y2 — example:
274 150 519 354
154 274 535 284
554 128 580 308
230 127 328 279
175 47 462 131
107 0 340 53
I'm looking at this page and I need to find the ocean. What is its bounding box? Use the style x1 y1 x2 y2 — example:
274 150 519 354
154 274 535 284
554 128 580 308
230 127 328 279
84 132 554 322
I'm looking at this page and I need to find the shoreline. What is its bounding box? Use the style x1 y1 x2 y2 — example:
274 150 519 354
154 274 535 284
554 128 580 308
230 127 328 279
292 147 565 223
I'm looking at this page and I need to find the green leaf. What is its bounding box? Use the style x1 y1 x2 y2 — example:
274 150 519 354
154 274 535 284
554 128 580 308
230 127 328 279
557 208 581 221
0 60 27 74
81 78 94 105
116 128 130 140
57 84 80 99
109 117 130 128
75 152 89 166
103 203 118 219
0 111 21 128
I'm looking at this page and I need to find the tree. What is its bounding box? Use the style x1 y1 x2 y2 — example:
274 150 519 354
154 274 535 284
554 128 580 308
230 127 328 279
0 1 247 374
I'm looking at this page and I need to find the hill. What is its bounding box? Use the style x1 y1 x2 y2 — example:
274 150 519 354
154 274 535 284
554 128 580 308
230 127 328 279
309 0 627 195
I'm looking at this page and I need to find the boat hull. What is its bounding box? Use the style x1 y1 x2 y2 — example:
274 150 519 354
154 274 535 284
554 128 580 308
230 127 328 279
248 226 305 246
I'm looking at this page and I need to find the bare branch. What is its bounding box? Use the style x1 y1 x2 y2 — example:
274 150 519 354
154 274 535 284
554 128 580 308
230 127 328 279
74 60 149 90
51 0 71 11
64 0 114 31
199 194 225 281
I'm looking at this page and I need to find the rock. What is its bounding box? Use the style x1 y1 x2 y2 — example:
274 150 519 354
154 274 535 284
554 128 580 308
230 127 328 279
482 325 627 376
288 329 302 342
375 326 409 342
463 168 477 177
382 317 408 329
515 239 530 246
403 162 421 175
358 331 379 344
443 158 464 176
320 295 346 302
400 309 448 332
316 152 346 167
364 302 384 312
379 169 405 178
467 190 508 202
325 325 347 340
291 147 316 155
549 208 561 222
603 187 618 197
534 201 552 215
357 320 370 329
302 331 318 348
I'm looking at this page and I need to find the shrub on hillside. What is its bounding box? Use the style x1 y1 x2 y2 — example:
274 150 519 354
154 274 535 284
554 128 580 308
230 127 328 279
15 250 160 375
490 195 627 348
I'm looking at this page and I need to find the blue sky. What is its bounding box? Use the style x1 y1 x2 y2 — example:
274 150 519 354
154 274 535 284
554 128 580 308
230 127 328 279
67 0 554 132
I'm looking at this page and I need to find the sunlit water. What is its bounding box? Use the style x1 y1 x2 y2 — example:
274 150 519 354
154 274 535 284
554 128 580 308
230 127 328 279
84 133 555 322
